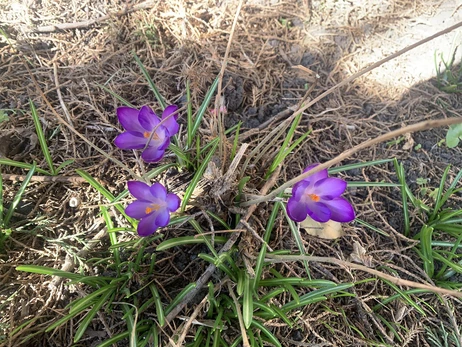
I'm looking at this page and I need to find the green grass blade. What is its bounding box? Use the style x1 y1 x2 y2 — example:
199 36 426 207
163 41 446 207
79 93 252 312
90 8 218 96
150 284 165 327
250 320 282 347
282 283 353 311
181 138 219 211
0 158 50 174
379 279 426 316
242 272 253 329
16 265 112 286
74 288 114 343
4 163 36 226
394 159 410 236
165 283 196 315
329 159 394 174
268 304 293 327
156 236 227 251
190 76 219 147
419 225 435 277
206 211 231 229
436 168 462 218
55 159 74 173
189 219 219 258
373 288 428 308
265 113 302 178
169 143 193 167
69 285 115 314
30 101 56 175
133 52 166 109
100 206 120 269
347 181 400 188
430 165 450 221
95 325 150 347
259 288 286 303
255 200 282 286
96 83 135 108
16 264 83 280
259 278 336 286
283 207 311 278
76 169 135 226
355 218 390 237
436 233 462 278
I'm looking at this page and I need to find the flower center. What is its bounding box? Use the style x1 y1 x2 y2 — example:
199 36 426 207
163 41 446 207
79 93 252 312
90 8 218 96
143 131 160 140
145 203 161 214
308 193 320 202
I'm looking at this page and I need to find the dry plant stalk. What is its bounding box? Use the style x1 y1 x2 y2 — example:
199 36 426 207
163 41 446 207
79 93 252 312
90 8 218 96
265 254 462 298
242 117 462 206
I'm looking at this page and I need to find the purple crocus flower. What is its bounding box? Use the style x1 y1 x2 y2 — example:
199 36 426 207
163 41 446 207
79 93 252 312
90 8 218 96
125 181 180 237
114 105 179 162
287 164 355 223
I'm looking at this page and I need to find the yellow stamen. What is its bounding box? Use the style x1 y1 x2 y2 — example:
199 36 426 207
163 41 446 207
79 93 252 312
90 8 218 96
145 203 160 214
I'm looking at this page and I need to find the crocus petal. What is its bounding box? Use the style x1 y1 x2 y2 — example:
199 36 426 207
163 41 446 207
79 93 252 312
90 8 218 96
127 181 153 201
155 208 170 228
157 131 171 151
138 106 160 131
323 197 355 223
114 132 146 149
306 200 331 223
162 105 180 136
125 200 151 219
303 163 328 184
117 107 145 133
313 177 347 200
166 193 180 212
287 198 308 222
137 212 159 237
291 180 311 200
141 146 165 162
150 182 167 200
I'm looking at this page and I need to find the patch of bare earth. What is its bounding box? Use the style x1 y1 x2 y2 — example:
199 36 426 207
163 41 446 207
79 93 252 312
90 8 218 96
1 0 462 346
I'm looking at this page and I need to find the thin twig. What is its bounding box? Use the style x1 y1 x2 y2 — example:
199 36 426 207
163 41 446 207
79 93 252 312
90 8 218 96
53 63 73 128
265 254 462 298
288 20 462 127
170 295 208 347
35 1 157 32
241 117 462 206
227 281 250 347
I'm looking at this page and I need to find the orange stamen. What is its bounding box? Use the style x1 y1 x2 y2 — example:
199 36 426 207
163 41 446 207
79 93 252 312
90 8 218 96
308 194 320 202
143 131 160 140
145 203 160 214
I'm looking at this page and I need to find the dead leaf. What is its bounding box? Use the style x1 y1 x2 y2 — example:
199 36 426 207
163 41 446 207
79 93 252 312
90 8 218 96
402 132 414 150
300 216 344 239
350 241 373 267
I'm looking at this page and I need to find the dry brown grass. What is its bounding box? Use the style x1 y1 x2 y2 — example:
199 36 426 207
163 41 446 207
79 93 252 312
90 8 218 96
1 0 462 346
